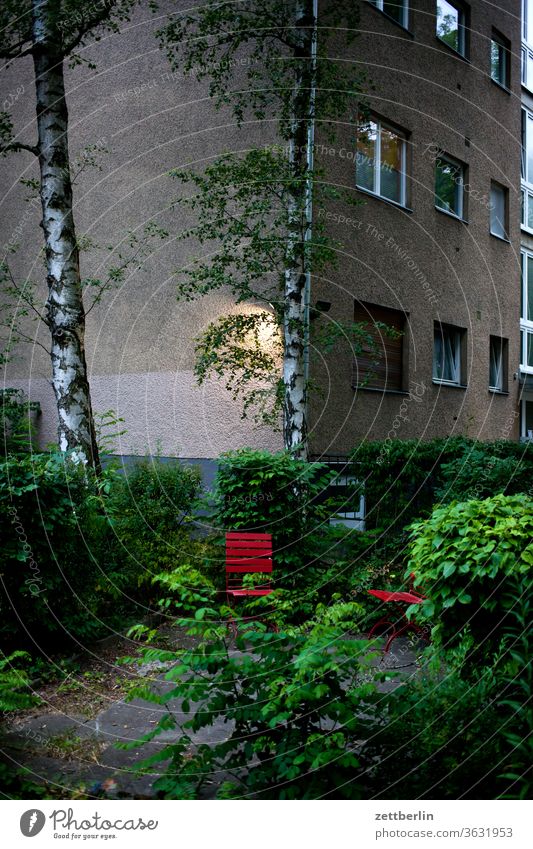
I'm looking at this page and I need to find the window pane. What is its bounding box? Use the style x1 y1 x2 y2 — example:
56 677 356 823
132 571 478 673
527 331 533 367
356 121 377 193
490 338 503 389
380 127 403 203
528 52 533 91
435 157 462 215
434 327 460 382
491 41 502 83
490 183 506 238
528 115 533 184
527 255 533 321
383 0 405 24
528 193 533 229
437 1 460 52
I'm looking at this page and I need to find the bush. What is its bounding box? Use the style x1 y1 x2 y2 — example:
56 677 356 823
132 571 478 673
437 442 533 503
406 494 533 657
352 438 533 533
361 667 506 798
0 389 39 455
0 450 107 647
123 607 381 799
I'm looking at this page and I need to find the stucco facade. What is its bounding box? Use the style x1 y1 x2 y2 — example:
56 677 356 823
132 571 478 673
309 0 523 457
0 0 526 461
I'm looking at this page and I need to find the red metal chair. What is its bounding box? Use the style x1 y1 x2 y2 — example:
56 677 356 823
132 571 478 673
367 573 429 653
225 531 273 605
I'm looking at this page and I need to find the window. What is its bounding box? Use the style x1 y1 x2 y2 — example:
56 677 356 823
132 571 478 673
356 117 407 206
433 323 463 384
524 0 533 46
520 396 533 440
521 251 533 374
435 154 464 218
369 0 409 28
521 109 533 231
490 181 508 239
436 1 466 56
352 302 406 391
490 30 510 89
323 459 366 530
522 45 533 91
489 336 508 391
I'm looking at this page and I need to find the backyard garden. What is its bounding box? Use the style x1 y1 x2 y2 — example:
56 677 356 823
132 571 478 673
1 394 531 800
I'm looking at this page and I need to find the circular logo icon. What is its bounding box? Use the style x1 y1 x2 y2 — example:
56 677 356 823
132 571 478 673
20 810 46 837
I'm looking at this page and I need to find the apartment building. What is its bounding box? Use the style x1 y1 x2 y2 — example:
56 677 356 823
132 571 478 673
309 0 523 459
0 0 528 472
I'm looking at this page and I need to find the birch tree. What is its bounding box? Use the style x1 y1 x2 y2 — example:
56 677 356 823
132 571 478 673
0 0 140 468
159 0 363 459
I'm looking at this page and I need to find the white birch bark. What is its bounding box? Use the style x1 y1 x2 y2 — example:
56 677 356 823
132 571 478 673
282 0 315 459
32 0 99 467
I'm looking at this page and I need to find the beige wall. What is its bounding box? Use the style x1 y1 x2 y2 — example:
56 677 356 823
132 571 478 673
309 0 522 455
0 1 283 457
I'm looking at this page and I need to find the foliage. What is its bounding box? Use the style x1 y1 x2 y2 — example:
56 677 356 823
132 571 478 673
108 458 202 540
0 650 39 712
352 437 471 533
210 448 334 585
406 494 533 657
436 441 533 503
158 1 367 443
494 576 533 799
151 564 217 618
0 388 39 454
361 665 506 799
122 610 383 799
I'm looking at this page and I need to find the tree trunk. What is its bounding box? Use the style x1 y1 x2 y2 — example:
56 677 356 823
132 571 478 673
32 0 99 468
283 0 315 460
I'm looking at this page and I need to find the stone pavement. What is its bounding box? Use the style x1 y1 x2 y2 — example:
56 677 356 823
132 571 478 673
1 637 421 798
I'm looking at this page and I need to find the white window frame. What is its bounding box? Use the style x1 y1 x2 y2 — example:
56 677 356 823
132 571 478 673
521 108 533 233
520 250 533 375
522 45 533 91
434 153 464 219
369 0 409 29
327 463 366 531
433 324 462 385
436 1 466 57
489 336 505 391
356 118 407 207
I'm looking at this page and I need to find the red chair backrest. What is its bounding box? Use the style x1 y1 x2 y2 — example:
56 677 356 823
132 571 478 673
225 532 273 574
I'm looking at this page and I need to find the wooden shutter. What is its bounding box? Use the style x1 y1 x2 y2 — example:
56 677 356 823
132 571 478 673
353 302 404 391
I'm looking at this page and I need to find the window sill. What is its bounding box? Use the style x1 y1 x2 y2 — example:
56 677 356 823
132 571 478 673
356 185 413 213
489 388 509 395
432 380 467 389
489 231 511 243
491 78 511 95
436 36 470 63
366 2 413 36
435 205 468 224
520 222 533 235
352 385 409 395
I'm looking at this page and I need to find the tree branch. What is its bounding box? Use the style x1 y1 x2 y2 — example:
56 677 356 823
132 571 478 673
1 141 39 157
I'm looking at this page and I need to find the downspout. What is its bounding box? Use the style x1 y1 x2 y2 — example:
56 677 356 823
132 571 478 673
303 0 318 407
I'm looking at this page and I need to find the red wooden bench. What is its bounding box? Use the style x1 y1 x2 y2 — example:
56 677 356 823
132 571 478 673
225 531 273 605
367 573 429 654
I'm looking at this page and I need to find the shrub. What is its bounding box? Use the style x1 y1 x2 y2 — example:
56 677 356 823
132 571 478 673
406 494 533 657
123 608 382 799
361 666 506 799
0 388 39 455
437 441 533 503
0 650 39 712
209 448 336 585
0 450 106 647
